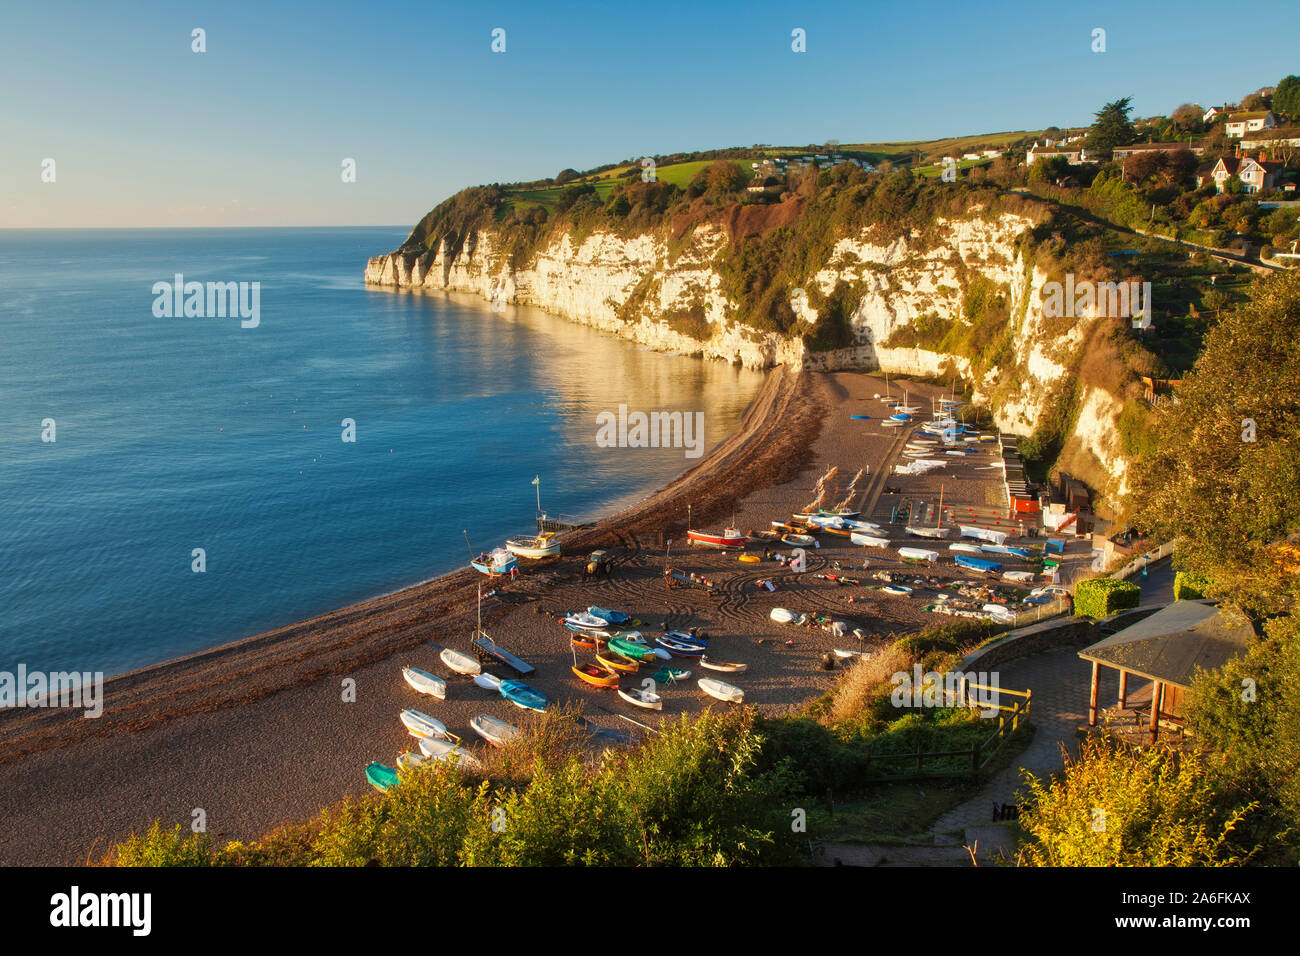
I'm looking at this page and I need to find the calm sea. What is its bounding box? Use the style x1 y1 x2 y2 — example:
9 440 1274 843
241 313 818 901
0 228 764 677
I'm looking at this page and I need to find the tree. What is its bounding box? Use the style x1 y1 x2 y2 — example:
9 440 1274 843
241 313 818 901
554 168 580 186
1131 270 1300 616
1085 97 1138 155
1171 103 1204 132
1273 75 1300 121
1241 87 1274 111
699 160 748 195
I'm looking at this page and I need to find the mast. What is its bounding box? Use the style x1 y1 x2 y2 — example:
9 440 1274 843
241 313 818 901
937 485 944 528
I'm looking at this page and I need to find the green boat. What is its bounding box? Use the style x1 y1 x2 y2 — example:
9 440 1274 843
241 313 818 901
651 666 692 684
366 761 400 793
608 637 657 662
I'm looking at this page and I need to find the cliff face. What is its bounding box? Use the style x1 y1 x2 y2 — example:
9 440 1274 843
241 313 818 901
365 212 1131 502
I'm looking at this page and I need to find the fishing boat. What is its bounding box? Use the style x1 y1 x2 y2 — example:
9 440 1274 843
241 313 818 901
782 533 816 546
366 762 400 793
471 547 518 576
898 547 939 563
608 636 659 663
686 528 747 550
439 647 482 676
698 678 744 704
587 606 635 627
656 635 707 658
851 532 890 548
470 714 521 748
402 665 448 700
905 525 952 539
617 686 663 710
419 736 481 769
700 656 747 673
595 650 639 674
572 662 621 688
504 532 560 559
400 709 451 740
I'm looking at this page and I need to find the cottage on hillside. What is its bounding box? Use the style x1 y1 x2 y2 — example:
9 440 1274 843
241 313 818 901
1225 110 1278 138
1205 156 1282 193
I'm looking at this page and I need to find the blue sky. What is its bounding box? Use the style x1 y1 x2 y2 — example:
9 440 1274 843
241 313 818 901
2 0 1294 227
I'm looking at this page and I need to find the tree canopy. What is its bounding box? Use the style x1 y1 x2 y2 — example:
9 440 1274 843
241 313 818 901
1273 75 1300 121
1085 97 1138 154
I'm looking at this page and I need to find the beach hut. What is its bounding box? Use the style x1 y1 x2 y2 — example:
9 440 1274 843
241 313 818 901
1077 600 1254 743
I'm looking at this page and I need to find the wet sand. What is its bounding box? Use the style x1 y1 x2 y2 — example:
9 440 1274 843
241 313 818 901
0 369 1024 865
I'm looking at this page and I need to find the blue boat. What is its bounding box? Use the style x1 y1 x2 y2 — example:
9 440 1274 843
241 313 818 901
588 606 632 626
954 554 1003 573
499 679 548 712
471 548 518 576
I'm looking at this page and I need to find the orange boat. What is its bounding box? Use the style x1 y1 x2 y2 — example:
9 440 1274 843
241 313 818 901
572 663 621 688
570 632 604 649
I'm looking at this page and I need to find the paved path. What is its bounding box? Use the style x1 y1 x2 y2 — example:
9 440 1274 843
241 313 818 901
930 644 1119 842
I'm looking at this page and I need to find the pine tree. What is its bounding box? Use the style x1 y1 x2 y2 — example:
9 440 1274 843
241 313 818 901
1085 97 1138 155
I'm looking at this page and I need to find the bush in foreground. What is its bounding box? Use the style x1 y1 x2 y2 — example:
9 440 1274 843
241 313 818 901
1073 577 1141 618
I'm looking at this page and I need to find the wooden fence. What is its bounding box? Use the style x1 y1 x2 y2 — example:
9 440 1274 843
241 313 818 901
862 685 1033 782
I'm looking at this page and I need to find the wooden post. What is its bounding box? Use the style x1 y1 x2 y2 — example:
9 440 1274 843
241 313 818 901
1148 681 1161 743
1118 670 1128 709
1088 660 1100 726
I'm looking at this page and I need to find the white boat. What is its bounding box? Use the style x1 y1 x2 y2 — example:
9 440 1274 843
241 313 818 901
898 547 939 563
402 666 447 700
617 686 663 710
470 714 521 747
397 750 428 770
844 519 883 532
419 736 481 769
769 607 803 625
880 419 906 428
504 532 560 559
782 533 816 546
906 525 952 539
833 648 870 660
439 647 481 676
880 585 912 596
983 604 1016 622
473 672 502 691
851 532 890 548
698 678 744 704
400 709 450 740
699 657 747 673
1003 570 1036 583
950 543 983 553
804 515 847 529
565 611 611 632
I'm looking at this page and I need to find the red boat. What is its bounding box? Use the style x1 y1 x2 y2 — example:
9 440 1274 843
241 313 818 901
687 528 748 550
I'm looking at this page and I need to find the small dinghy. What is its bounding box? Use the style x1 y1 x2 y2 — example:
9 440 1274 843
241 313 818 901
419 736 481 769
471 714 521 748
440 647 481 676
565 611 612 633
844 519 884 532
782 533 816 546
569 631 603 649
572 662 621 688
851 532 890 548
366 762 400 793
400 709 451 740
402 665 447 699
906 525 952 539
880 585 912 596
655 635 707 658
1003 570 1036 583
651 666 692 683
397 750 428 771
617 685 663 710
950 543 983 554
769 607 803 625
898 547 939 563
608 637 659 663
501 679 548 712
595 650 639 674
663 629 707 646
698 677 744 704
700 656 747 673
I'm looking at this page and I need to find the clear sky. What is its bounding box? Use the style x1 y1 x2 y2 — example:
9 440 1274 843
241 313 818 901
2 0 1294 228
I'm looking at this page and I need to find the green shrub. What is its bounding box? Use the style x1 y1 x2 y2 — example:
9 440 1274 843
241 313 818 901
1074 577 1141 618
1174 570 1210 601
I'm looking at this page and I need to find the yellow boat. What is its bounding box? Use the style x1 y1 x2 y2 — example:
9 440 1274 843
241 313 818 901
595 651 638 674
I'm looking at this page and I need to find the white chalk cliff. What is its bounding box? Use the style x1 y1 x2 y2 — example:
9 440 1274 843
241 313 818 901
366 212 1133 502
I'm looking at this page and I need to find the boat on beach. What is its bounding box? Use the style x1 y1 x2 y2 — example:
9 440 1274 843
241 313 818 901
471 547 518 576
656 635 707 657
851 532 890 548
572 662 621 688
471 714 521 747
617 686 663 710
565 611 612 633
402 665 447 699
782 533 816 546
504 532 560 559
608 636 660 663
440 647 482 676
698 677 744 704
906 525 952 539
898 547 940 563
400 709 451 740
418 736 481 769
700 656 747 673
687 527 747 550
366 762 400 792
595 650 639 673
587 606 636 627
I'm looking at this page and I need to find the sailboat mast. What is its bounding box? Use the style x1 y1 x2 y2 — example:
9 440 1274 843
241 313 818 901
937 485 944 528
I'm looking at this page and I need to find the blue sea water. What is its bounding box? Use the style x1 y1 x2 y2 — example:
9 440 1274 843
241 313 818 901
0 228 764 677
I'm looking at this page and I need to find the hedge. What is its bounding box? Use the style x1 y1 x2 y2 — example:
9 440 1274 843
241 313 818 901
1174 571 1209 601
1074 578 1141 618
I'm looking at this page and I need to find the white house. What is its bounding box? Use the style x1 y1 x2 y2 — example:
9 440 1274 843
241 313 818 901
1225 111 1278 138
